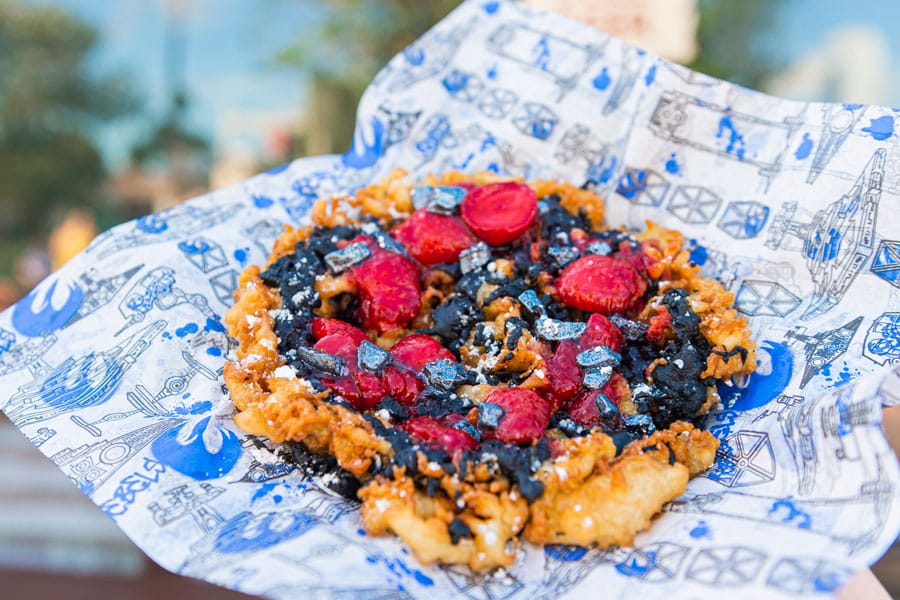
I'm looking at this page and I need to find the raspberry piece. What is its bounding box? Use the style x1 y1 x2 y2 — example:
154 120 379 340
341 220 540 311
313 333 385 410
310 317 368 344
542 340 581 412
567 374 625 428
484 387 551 445
567 391 604 428
460 182 538 246
399 416 478 452
556 255 647 315
390 333 456 371
578 313 624 352
350 250 421 333
381 365 424 406
393 209 478 266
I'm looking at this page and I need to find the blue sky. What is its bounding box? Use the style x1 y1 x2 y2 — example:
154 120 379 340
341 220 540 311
27 0 900 168
31 0 320 166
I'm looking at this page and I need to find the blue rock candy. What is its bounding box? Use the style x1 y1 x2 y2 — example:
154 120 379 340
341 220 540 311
593 393 619 418
477 402 506 429
296 346 345 377
582 365 613 389
534 317 587 342
516 289 546 319
459 242 492 274
324 241 371 274
423 359 469 389
412 185 467 212
357 340 390 373
576 346 621 368
585 241 613 256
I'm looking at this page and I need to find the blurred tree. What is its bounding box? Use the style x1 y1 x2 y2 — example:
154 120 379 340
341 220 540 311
128 9 210 203
0 0 135 275
276 0 461 154
689 0 786 90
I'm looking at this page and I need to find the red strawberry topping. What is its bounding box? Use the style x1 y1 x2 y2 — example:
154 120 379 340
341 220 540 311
313 332 362 358
460 182 537 246
566 373 625 428
578 313 624 352
556 254 647 315
381 365 424 405
542 340 581 412
313 333 384 411
484 387 551 445
393 209 478 266
349 249 421 333
390 333 456 371
399 416 478 452
310 317 369 344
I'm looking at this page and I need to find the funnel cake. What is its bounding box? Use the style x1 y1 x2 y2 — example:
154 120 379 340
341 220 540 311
224 169 755 570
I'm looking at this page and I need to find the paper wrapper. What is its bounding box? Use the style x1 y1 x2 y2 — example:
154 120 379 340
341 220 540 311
2 1 900 598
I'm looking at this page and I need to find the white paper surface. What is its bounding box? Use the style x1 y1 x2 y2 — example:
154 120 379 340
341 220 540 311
2 1 900 598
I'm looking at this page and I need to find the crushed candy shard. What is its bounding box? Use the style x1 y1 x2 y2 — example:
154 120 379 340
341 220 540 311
296 346 345 376
357 340 390 373
576 346 621 368
459 242 492 274
535 316 587 341
324 242 371 273
582 365 613 389
585 240 613 256
547 245 579 267
477 402 505 429
412 184 467 212
517 289 546 319
594 393 618 418
610 314 649 341
423 359 469 389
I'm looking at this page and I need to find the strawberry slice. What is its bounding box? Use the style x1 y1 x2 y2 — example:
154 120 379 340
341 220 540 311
393 209 478 266
483 387 551 445
310 317 368 344
460 182 537 246
556 255 646 315
578 313 624 352
399 416 478 452
390 333 456 371
350 249 421 333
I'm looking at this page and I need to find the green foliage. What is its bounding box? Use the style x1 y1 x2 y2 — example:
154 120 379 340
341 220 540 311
277 0 461 153
689 0 786 90
0 0 135 271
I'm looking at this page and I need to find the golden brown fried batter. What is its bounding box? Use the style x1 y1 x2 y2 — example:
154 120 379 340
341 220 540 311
225 172 750 571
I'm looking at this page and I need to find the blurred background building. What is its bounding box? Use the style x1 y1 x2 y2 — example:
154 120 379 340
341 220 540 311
0 0 899 596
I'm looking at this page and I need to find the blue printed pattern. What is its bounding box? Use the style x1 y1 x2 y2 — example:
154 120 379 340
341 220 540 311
1 1 900 598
